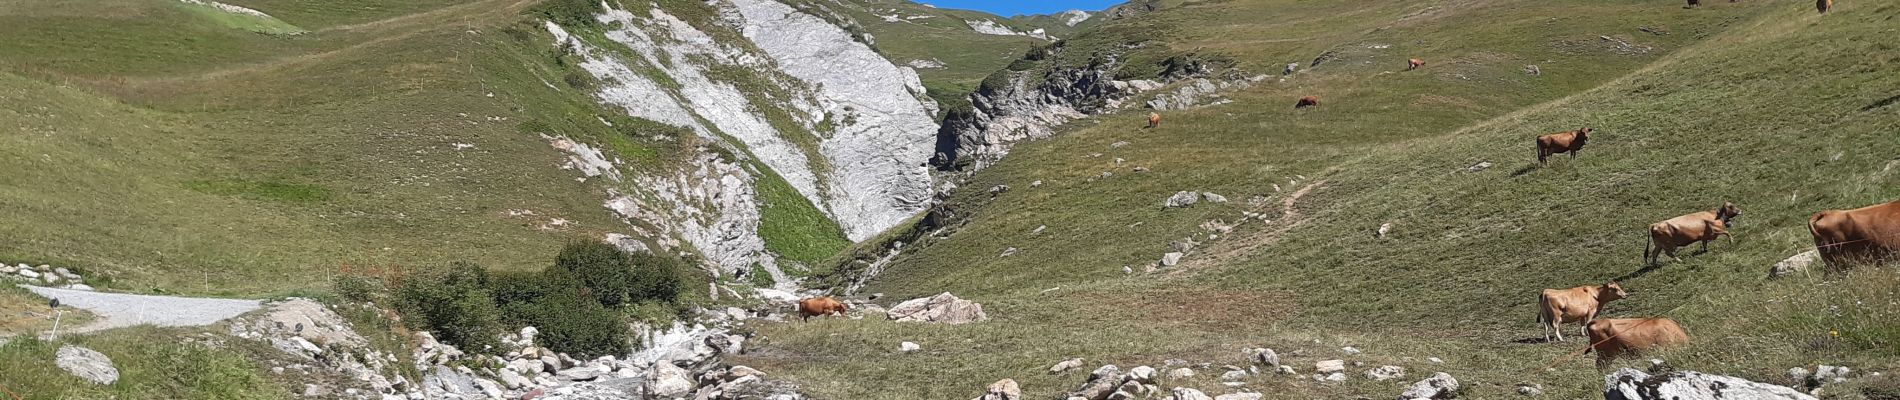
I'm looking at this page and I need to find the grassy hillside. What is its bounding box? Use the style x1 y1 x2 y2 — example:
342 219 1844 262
742 0 1900 398
0 0 720 296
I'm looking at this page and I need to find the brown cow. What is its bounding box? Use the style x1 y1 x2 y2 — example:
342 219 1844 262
1809 200 1900 271
1818 0 1832 12
1147 112 1161 129
1295 95 1320 109
1645 202 1742 265
796 297 848 322
1407 58 1425 71
1537 281 1629 342
1535 127 1591 165
1585 318 1688 368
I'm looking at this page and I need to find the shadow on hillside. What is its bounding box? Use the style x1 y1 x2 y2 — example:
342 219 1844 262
1509 164 1538 177
1613 263 1664 281
1511 337 1556 345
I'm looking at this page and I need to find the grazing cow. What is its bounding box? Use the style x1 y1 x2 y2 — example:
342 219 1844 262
1818 0 1832 12
1535 127 1591 165
1147 112 1161 129
1536 282 1629 342
1809 200 1900 271
1585 318 1688 368
796 297 848 322
1686 0 1699 7
1644 202 1742 265
1295 95 1320 109
1407 58 1425 71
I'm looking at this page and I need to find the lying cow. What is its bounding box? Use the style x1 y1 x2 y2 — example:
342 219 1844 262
1645 202 1742 265
1537 281 1628 342
796 297 849 322
1809 199 1900 272
1147 112 1161 129
1585 318 1688 368
1295 95 1320 109
1535 127 1591 165
1407 58 1425 71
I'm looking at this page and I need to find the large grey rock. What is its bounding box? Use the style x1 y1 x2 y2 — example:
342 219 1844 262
1161 252 1184 267
645 362 695 398
55 345 119 385
1604 368 1814 400
1770 250 1820 278
1128 366 1158 384
1247 348 1279 367
887 292 988 324
1401 372 1460 399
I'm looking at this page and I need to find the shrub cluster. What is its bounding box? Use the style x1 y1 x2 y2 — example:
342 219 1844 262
373 242 688 358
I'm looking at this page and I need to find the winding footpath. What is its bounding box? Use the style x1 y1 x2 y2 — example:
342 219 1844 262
19 285 261 333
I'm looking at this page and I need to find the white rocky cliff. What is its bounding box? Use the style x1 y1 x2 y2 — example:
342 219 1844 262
539 0 941 279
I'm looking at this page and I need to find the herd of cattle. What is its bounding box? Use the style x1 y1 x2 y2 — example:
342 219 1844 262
1533 128 1897 366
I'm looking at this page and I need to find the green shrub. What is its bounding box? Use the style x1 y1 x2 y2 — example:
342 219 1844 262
553 241 639 307
396 261 504 353
331 275 381 303
503 270 631 358
626 251 685 303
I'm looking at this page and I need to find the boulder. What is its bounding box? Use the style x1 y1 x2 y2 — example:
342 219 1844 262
645 362 695 398
1165 191 1201 208
54 345 119 385
1069 365 1123 400
1770 250 1820 278
887 292 989 324
976 379 1022 400
1366 365 1406 381
1128 366 1158 384
1401 372 1460 399
1315 360 1346 374
1604 368 1814 400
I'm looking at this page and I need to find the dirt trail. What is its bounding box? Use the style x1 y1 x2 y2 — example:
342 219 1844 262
1173 178 1328 273
19 285 261 333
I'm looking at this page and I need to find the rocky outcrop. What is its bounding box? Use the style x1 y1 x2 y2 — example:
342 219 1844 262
931 49 1131 170
1605 368 1815 400
54 345 119 385
886 292 989 324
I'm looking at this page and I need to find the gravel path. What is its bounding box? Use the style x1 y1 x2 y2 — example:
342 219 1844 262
20 285 262 332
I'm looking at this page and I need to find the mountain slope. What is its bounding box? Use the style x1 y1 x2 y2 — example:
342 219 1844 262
744 0 1900 398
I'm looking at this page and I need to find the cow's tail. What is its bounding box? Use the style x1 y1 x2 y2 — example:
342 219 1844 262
1534 292 1548 324
1643 228 1653 261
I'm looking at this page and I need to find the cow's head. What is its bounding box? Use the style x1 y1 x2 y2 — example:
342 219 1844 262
1717 202 1742 226
1576 127 1592 141
1600 281 1628 301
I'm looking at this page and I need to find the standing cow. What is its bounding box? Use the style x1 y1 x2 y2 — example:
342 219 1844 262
1147 112 1161 129
1585 318 1689 368
1535 127 1591 165
1809 200 1900 272
1537 281 1629 342
1645 202 1742 265
1295 95 1320 109
1818 0 1832 12
796 297 849 322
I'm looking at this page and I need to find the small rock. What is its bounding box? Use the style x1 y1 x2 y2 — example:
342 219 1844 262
499 369 528 389
1466 161 1494 172
1315 360 1346 374
304 384 333 397
979 378 1022 400
18 269 41 279
1050 358 1085 374
900 342 921 352
1030 180 1043 187
1342 346 1362 355
55 345 119 385
1788 367 1812 385
1133 166 1150 173
1366 365 1406 381
1276 365 1296 375
1168 368 1196 380
1128 366 1158 384
1318 372 1347 382
1215 394 1263 400
644 362 694 398
1201 192 1228 203
556 367 601 381
1220 370 1248 381
1171 387 1213 400
1524 65 1541 76
1401 372 1460 399
1249 348 1280 367
887 292 988 324
989 185 1011 195
1165 191 1200 208
1161 252 1184 267
1284 63 1299 75
1428 357 1444 364
1771 250 1821 278
1517 382 1544 396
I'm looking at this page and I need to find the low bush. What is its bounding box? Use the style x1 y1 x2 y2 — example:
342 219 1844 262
394 261 503 353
